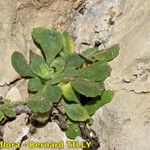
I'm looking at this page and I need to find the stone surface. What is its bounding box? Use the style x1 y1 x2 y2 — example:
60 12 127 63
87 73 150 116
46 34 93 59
2 114 29 150
0 86 9 98
20 122 83 150
5 86 22 102
91 0 150 150
69 0 124 52
0 0 22 86
5 79 29 102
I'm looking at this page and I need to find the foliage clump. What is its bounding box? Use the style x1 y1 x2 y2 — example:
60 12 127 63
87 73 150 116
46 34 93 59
0 27 119 139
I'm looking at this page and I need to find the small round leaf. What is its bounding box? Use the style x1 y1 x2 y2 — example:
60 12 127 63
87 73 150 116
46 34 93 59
11 51 35 77
45 84 62 103
28 77 44 92
63 101 90 121
62 83 79 103
72 79 104 97
65 123 81 139
26 93 52 113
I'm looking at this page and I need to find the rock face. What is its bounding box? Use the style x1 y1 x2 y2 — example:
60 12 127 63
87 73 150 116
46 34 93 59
20 122 66 150
2 114 29 150
91 0 150 150
0 0 21 86
20 122 83 150
69 0 123 52
5 79 29 102
0 0 150 150
2 118 83 150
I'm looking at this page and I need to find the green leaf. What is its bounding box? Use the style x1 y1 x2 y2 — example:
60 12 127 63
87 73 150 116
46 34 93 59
63 101 90 121
64 67 78 79
64 53 84 68
0 110 4 122
77 61 111 81
31 63 53 80
86 118 94 126
50 57 65 75
30 54 45 65
65 123 81 139
11 51 35 77
80 47 98 62
81 47 99 57
32 27 63 64
62 83 79 103
45 84 62 103
28 77 44 92
0 105 16 118
26 93 52 113
93 44 119 62
72 79 104 97
49 73 64 85
85 90 114 116
62 32 75 55
62 67 79 84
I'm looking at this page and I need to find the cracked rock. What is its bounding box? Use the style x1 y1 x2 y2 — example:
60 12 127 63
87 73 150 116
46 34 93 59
5 79 29 102
92 0 150 150
20 122 83 150
2 113 29 150
69 0 122 52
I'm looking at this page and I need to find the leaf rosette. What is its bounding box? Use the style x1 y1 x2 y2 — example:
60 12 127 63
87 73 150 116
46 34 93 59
10 27 119 139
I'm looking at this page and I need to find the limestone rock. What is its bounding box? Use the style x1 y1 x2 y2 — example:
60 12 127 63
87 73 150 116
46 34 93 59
5 86 22 102
0 0 24 85
2 114 29 150
69 0 123 52
5 79 29 102
20 122 83 150
0 86 9 98
92 0 150 150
